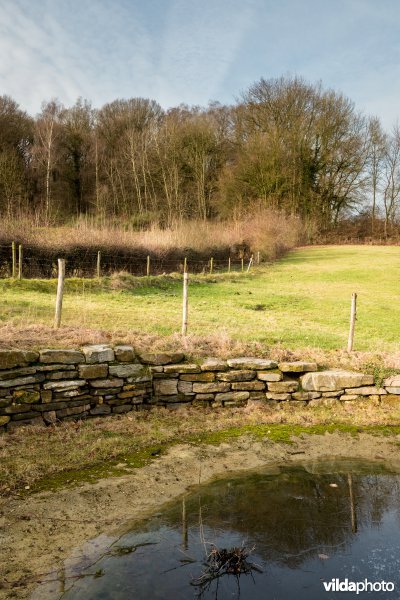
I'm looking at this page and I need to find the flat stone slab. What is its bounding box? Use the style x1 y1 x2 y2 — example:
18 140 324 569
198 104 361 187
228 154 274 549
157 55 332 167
217 370 255 382
138 352 185 365
268 380 299 393
344 386 386 396
0 350 38 369
279 361 318 373
200 358 228 371
301 370 374 392
0 374 44 388
109 364 145 378
192 382 231 393
227 358 277 370
40 350 84 364
82 345 115 364
257 371 282 382
43 380 87 391
89 378 123 388
163 364 201 374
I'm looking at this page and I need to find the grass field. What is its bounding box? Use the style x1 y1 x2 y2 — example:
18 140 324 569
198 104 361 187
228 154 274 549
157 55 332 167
0 245 400 359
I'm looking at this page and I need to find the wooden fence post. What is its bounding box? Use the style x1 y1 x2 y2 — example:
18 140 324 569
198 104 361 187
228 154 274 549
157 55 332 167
183 256 187 273
182 272 188 336
18 244 23 280
257 251 260 265
347 292 357 352
97 251 101 279
11 242 16 278
146 255 150 277
209 257 213 275
54 259 65 328
241 257 244 272
228 257 231 273
247 255 253 272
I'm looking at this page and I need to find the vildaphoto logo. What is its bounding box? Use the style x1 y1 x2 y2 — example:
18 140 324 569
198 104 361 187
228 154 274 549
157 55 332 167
323 578 395 594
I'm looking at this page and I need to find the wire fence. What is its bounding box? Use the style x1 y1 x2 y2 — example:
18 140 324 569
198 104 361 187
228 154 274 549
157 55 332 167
0 242 258 279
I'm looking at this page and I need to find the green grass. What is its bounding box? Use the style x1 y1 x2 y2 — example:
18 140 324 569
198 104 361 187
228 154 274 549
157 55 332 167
1 245 400 353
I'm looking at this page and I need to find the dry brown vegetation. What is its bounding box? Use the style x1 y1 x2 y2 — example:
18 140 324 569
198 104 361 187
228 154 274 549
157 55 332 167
0 210 302 277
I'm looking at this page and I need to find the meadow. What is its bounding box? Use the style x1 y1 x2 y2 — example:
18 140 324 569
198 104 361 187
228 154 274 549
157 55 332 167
0 245 399 359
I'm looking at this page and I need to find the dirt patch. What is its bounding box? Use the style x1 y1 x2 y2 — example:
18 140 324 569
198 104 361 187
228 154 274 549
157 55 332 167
1 431 400 599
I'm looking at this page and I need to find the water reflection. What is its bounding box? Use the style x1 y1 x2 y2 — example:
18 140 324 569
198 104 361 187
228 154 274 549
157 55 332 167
32 460 400 599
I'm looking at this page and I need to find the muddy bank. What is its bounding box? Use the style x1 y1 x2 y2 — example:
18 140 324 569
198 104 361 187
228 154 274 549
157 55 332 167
1 431 400 599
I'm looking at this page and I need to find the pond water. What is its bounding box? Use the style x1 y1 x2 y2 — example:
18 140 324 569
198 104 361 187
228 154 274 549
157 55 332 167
33 460 400 599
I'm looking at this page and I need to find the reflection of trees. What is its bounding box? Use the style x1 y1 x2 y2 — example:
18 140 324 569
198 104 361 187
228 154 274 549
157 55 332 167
162 465 400 569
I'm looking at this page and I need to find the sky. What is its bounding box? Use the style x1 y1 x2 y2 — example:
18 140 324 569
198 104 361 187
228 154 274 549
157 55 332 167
1 0 400 129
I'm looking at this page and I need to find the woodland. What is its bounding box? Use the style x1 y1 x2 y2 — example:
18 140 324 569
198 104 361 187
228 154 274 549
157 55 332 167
0 76 397 237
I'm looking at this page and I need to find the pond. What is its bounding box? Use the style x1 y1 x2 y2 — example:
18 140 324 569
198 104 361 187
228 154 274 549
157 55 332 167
32 459 400 599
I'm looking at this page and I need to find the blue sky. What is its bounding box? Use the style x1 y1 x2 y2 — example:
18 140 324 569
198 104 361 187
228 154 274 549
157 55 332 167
1 0 400 129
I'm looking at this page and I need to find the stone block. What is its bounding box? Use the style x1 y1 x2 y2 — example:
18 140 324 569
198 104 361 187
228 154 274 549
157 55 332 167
268 380 298 393
265 393 291 401
231 381 265 391
0 375 44 388
0 416 10 426
217 370 255 382
43 411 57 424
109 364 145 378
0 350 38 369
12 390 40 404
385 387 400 395
43 380 87 391
89 378 123 388
339 394 359 401
257 371 283 382
56 405 90 418
40 390 53 403
0 367 37 381
227 358 277 370
301 370 374 391
321 391 344 397
37 364 76 372
154 379 178 395
180 372 215 382
114 345 136 362
90 405 112 415
344 386 386 396
82 345 114 363
163 363 200 374
78 364 109 379
214 392 249 405
200 358 228 371
292 391 321 401
12 410 41 420
39 349 84 364
192 382 231 393
194 394 215 401
112 405 133 414
178 380 193 394
47 370 79 380
137 352 185 365
384 375 400 387
279 361 318 373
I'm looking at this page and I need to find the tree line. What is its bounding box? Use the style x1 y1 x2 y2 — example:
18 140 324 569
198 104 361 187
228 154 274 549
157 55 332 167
0 76 398 233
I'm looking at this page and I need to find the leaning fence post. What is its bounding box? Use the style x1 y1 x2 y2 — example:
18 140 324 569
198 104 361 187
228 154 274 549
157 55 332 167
18 244 23 280
54 259 65 328
347 292 357 352
182 272 188 336
11 242 16 278
97 251 101 279
247 255 253 272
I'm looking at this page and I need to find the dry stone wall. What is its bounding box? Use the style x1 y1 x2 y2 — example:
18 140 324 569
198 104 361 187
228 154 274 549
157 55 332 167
0 346 399 432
